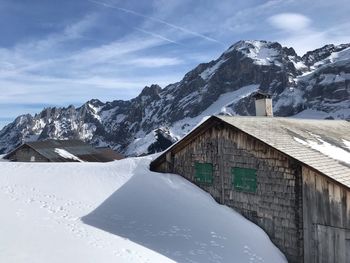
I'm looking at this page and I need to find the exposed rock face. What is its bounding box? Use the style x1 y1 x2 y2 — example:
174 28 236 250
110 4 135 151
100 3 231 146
302 44 350 67
0 40 349 155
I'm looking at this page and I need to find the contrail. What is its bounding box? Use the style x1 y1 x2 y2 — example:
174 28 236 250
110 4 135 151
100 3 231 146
134 28 181 45
88 0 223 44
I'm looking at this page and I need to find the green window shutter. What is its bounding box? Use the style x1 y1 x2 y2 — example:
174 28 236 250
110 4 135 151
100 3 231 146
194 162 213 184
232 167 257 193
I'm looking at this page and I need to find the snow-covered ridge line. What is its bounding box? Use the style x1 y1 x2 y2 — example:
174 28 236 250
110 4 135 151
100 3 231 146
0 40 349 156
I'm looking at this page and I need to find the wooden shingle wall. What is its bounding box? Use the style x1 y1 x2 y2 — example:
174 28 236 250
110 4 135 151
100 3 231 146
167 124 304 262
7 145 49 162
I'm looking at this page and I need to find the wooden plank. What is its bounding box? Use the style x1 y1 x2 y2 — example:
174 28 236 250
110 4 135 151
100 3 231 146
303 167 311 262
303 167 318 262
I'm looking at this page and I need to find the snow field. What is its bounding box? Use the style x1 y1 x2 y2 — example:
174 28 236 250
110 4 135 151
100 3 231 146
0 157 286 263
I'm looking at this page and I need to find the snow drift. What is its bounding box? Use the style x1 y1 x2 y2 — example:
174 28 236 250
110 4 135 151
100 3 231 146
0 157 286 263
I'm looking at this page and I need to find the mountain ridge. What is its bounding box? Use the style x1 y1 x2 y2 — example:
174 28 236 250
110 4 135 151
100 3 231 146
1 40 349 155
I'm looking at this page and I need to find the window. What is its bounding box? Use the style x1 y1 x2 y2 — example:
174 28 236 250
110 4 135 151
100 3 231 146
194 162 213 184
232 167 257 193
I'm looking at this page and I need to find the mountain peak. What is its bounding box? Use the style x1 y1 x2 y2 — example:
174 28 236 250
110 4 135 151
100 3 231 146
86 99 104 107
223 40 285 67
226 40 279 52
0 41 349 156
136 84 162 102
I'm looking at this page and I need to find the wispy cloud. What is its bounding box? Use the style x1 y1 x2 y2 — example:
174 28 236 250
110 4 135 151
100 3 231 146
0 11 187 125
0 13 100 78
134 28 180 45
88 0 223 44
0 37 176 80
123 57 183 68
68 37 165 68
16 13 98 56
267 12 350 55
223 0 287 34
0 73 183 105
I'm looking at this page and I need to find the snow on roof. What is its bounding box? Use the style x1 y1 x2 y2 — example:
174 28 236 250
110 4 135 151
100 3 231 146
54 148 84 162
217 116 350 187
293 136 350 165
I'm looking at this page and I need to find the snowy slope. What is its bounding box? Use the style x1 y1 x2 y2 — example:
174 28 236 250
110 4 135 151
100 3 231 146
125 84 259 155
0 157 286 263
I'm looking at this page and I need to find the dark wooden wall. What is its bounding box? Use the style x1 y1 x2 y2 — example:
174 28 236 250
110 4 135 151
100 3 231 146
7 145 49 162
302 167 350 263
154 124 304 262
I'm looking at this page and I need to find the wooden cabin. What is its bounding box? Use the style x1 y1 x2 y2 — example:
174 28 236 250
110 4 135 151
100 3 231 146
150 115 350 263
4 139 124 162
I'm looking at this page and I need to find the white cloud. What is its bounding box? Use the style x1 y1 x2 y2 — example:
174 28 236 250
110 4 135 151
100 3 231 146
268 13 311 32
276 27 350 55
223 0 288 34
0 73 182 106
267 12 350 55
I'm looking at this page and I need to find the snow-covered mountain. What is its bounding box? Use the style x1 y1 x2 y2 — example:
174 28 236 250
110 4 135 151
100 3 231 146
1 40 349 155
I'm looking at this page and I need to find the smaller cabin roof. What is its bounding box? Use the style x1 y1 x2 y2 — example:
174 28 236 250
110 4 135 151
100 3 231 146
5 139 120 162
95 146 124 160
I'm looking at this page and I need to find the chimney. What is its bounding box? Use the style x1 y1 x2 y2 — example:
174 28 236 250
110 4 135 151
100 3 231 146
253 91 273 117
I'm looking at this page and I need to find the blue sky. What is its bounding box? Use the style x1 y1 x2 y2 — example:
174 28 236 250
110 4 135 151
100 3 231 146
0 0 349 128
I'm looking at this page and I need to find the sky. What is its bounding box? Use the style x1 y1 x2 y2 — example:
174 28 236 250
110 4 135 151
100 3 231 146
0 0 349 128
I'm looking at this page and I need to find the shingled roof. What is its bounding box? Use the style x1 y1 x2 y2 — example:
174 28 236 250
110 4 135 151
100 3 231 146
153 116 350 188
5 139 119 162
95 146 124 160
